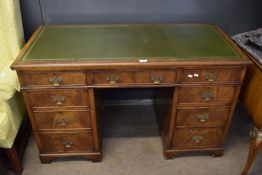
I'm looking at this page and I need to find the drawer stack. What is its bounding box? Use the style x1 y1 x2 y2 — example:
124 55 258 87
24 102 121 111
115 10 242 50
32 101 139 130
164 67 246 158
19 71 101 163
17 68 246 161
93 70 176 86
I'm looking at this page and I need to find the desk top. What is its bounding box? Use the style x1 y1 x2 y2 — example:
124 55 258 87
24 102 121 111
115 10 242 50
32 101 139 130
23 24 241 60
12 24 250 70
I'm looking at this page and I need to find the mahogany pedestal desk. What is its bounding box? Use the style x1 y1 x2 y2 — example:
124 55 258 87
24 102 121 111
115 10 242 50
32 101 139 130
11 24 251 163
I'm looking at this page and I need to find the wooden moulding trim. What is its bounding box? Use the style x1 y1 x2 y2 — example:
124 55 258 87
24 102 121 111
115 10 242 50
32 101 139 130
45 23 222 28
19 82 242 90
178 102 233 107
177 105 232 109
20 84 175 89
178 82 243 86
175 125 227 128
15 65 248 73
37 129 93 134
37 128 93 132
90 82 242 88
32 108 90 112
11 59 252 71
31 106 89 112
20 85 89 90
165 147 223 153
39 152 101 157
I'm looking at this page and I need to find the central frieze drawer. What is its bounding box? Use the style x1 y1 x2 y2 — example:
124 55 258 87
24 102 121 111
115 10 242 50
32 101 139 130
26 89 89 107
38 131 95 153
172 128 223 149
33 111 92 130
19 71 91 86
181 68 243 83
93 71 133 85
134 70 176 84
179 86 237 104
93 70 176 85
176 107 230 126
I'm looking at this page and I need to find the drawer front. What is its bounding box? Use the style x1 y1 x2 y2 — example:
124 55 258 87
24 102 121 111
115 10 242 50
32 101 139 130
134 70 176 84
27 89 89 108
39 131 94 153
33 111 92 130
93 71 133 85
172 128 223 148
182 69 242 83
19 71 90 86
176 107 230 126
179 86 236 104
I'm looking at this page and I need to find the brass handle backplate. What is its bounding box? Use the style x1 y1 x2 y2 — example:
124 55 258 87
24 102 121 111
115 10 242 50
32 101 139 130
53 96 65 105
196 112 209 122
57 118 69 126
62 140 73 148
200 90 213 101
106 75 119 84
205 73 217 82
192 135 203 143
49 76 63 86
151 75 164 84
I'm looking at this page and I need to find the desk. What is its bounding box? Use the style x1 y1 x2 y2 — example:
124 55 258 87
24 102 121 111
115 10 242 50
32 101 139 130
11 24 251 163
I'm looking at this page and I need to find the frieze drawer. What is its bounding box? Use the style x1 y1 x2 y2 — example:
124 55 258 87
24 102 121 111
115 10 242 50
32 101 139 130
93 71 133 85
134 70 176 84
18 71 92 87
181 68 243 83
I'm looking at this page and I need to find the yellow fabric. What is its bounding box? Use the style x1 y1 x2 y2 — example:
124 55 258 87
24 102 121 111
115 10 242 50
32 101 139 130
0 0 25 148
0 0 24 91
0 60 20 100
0 0 24 63
0 93 25 148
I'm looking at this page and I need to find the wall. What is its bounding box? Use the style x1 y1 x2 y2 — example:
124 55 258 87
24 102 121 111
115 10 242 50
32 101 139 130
20 0 262 39
19 0 262 99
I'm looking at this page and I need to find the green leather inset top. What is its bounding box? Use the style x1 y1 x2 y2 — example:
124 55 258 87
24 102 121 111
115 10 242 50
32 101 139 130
22 25 241 61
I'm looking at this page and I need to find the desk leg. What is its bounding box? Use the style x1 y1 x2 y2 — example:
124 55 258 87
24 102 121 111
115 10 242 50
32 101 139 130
5 146 23 175
242 127 262 175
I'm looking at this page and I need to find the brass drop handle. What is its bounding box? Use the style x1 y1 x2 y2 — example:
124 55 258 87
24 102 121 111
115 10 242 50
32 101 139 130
205 73 217 82
57 118 69 126
62 140 73 148
49 76 63 86
53 96 65 105
192 135 203 143
151 75 164 84
196 112 209 122
200 91 213 101
106 75 119 84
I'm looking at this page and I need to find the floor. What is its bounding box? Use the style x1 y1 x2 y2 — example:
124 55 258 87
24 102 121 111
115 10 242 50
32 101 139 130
1 103 262 175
